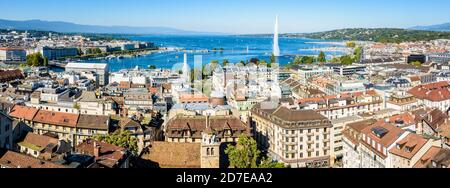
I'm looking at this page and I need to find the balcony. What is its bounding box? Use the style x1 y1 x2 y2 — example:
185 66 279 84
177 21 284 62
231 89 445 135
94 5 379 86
285 142 297 146
307 132 315 136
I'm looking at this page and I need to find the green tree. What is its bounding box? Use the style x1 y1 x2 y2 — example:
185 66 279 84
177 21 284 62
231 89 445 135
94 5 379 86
346 41 356 48
77 48 83 56
148 65 157 69
225 134 285 168
340 55 354 65
318 51 326 63
236 61 245 67
26 53 45 67
43 57 49 67
259 60 268 66
258 157 286 168
301 56 315 64
293 56 302 64
94 130 138 155
353 47 362 63
222 59 230 67
411 61 422 67
270 54 276 65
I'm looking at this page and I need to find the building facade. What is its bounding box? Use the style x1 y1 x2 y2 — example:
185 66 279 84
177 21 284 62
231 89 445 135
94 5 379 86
250 104 332 168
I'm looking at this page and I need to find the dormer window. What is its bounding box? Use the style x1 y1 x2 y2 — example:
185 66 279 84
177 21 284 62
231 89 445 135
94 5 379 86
405 146 413 153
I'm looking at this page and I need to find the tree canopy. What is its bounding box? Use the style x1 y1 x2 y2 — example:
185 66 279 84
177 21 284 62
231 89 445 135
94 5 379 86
94 130 139 155
225 134 285 168
26 53 48 67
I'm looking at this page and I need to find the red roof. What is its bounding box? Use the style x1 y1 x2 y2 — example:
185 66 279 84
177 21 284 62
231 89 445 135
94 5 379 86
33 110 79 127
408 81 450 102
9 105 39 121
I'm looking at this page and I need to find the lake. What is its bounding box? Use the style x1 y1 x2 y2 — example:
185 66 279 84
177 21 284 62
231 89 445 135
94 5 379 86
82 35 347 72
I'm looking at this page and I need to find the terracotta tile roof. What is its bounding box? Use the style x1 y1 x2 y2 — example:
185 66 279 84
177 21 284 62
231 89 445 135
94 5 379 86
388 112 416 125
272 106 328 122
389 133 429 160
179 93 209 103
8 105 39 121
421 109 448 131
19 132 59 151
347 119 377 132
76 114 110 130
342 119 377 145
76 140 128 168
0 150 66 168
33 110 79 127
364 121 405 147
408 81 450 101
414 146 450 168
166 115 249 139
142 141 201 168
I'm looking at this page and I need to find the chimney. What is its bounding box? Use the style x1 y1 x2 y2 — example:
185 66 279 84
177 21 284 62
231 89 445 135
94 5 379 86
206 115 210 129
93 142 101 158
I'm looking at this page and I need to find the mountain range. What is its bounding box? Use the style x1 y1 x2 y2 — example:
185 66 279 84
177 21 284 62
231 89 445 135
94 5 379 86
410 23 450 31
0 19 221 35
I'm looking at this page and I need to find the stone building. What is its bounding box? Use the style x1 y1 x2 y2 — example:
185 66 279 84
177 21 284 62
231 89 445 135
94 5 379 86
250 103 333 168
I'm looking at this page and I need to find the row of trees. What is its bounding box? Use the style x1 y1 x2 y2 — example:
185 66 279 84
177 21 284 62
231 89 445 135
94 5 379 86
330 46 362 65
85 47 103 55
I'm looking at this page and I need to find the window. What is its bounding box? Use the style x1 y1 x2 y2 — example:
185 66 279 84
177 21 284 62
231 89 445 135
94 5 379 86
432 161 437 167
316 135 319 141
316 151 319 156
316 143 319 148
211 148 215 156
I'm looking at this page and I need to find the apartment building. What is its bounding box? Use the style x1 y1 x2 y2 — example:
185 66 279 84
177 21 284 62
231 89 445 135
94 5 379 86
8 105 110 148
408 81 450 113
299 90 384 120
250 103 332 168
342 119 378 168
389 133 434 168
359 121 409 168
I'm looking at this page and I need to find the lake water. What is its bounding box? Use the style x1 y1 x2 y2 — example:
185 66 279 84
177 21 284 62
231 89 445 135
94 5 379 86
82 35 346 72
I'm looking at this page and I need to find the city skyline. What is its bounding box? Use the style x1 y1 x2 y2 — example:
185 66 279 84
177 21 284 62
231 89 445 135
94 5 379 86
1 0 450 34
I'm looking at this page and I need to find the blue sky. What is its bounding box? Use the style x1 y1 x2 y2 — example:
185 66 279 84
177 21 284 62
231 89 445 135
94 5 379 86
1 0 450 34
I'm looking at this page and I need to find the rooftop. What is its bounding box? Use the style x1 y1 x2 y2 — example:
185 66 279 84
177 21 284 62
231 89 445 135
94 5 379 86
0 150 65 168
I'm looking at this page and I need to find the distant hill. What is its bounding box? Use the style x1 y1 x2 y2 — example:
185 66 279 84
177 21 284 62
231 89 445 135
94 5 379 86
0 19 221 35
282 28 450 43
410 23 450 31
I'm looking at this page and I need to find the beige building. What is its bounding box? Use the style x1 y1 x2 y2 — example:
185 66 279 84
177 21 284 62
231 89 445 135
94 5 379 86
389 133 434 168
17 132 59 158
8 105 110 148
330 115 364 165
342 119 377 168
250 103 332 168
